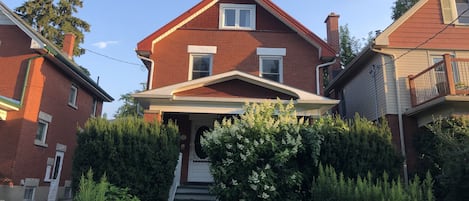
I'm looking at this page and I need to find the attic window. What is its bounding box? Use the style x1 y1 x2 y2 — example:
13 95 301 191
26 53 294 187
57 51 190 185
456 0 469 24
219 4 256 30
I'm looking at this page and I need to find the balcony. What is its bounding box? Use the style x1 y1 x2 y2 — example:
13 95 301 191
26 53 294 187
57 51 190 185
408 54 469 107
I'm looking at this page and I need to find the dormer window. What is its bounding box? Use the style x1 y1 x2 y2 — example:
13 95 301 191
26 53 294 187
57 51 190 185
219 4 256 30
441 0 469 24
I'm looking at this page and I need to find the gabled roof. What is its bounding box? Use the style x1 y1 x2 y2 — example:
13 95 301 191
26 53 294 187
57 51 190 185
374 0 429 47
136 0 336 59
0 1 113 102
133 70 339 116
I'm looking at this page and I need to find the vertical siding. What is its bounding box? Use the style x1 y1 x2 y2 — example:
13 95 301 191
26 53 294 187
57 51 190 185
343 55 386 120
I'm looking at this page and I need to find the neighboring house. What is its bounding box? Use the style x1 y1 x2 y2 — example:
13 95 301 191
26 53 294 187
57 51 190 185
0 2 113 201
326 0 469 177
134 0 340 187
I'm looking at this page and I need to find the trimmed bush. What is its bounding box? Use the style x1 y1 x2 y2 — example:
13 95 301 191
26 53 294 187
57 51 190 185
312 164 434 201
202 101 322 200
313 114 403 179
72 117 180 201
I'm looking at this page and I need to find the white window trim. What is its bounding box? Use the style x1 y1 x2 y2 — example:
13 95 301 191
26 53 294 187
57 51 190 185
23 186 36 201
188 53 213 80
257 47 286 56
68 85 78 109
23 178 39 201
35 111 52 147
259 55 284 83
219 4 256 30
188 45 217 54
447 0 469 24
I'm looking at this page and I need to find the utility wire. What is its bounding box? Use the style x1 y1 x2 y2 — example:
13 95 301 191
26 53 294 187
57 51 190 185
376 7 469 68
84 48 145 68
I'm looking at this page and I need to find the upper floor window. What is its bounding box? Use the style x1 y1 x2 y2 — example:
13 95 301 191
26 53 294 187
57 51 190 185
442 0 469 24
68 85 78 108
257 48 286 83
219 4 256 30
35 111 52 147
190 54 213 80
188 45 217 80
456 0 469 23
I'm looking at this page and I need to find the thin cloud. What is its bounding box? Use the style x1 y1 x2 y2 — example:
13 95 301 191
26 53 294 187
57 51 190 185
92 41 118 49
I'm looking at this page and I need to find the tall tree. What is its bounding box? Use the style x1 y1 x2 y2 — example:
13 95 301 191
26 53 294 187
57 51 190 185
339 24 361 67
392 0 420 20
114 83 146 118
15 0 90 57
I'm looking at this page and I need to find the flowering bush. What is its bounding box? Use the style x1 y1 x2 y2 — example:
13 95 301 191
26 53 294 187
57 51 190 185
202 101 322 200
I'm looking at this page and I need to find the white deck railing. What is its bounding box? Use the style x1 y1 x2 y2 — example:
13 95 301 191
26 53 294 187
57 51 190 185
168 153 183 201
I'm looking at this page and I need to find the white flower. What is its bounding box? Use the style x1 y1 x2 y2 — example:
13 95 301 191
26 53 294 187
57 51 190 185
250 184 258 191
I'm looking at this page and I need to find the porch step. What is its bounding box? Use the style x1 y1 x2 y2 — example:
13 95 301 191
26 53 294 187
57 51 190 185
174 184 216 201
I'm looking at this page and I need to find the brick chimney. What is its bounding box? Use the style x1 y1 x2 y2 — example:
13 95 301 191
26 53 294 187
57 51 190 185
325 12 341 78
62 33 76 59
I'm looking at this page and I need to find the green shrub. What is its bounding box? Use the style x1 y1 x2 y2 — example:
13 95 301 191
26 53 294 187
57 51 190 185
202 101 322 200
72 117 180 201
313 114 402 179
414 116 469 201
312 164 434 201
74 169 140 201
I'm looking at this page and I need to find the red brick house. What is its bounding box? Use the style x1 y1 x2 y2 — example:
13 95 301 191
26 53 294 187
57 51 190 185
326 0 469 181
0 2 113 200
134 0 340 190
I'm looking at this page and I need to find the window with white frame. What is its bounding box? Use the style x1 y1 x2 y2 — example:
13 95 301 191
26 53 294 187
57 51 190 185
24 186 35 201
35 111 52 146
188 45 217 80
456 0 469 23
190 54 212 80
257 48 286 83
219 4 256 30
68 85 78 108
442 0 469 24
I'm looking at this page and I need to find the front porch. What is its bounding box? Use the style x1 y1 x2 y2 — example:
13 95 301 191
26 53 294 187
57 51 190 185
407 54 469 125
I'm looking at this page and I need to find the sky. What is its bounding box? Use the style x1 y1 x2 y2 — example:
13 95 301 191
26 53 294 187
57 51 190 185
2 0 395 118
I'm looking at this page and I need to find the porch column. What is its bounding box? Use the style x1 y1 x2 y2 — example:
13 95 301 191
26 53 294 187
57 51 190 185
143 110 162 123
443 54 456 95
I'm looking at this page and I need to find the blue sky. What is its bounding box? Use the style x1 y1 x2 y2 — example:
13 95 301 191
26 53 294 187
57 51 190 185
2 0 395 118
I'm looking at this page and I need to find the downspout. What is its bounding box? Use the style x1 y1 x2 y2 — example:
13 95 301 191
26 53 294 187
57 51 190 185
19 53 49 106
371 47 409 185
137 55 155 90
316 57 338 95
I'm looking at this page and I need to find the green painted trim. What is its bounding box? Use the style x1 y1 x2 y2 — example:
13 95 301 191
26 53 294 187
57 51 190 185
0 96 20 109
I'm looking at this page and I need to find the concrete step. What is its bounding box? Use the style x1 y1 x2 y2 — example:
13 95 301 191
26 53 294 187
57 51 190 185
174 184 216 201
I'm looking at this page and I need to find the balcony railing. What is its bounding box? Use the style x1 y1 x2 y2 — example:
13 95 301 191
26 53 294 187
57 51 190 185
408 54 469 107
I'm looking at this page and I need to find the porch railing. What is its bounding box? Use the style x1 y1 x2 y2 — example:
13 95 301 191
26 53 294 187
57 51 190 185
408 54 469 107
168 153 183 201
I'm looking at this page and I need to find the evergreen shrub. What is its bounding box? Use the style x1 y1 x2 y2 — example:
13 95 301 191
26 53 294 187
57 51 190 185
202 101 322 201
313 114 403 179
414 116 469 201
312 164 434 201
72 117 179 201
74 169 140 201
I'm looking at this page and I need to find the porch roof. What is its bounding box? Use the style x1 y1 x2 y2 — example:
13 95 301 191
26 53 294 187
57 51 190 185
133 71 339 117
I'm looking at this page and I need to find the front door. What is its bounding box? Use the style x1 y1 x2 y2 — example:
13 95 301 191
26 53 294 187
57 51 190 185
47 151 64 201
187 114 215 183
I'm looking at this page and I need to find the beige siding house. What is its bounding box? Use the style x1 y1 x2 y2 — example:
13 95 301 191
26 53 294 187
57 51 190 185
327 0 469 177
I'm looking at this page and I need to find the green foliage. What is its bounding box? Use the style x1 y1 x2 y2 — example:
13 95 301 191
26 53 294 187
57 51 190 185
414 116 469 201
72 117 180 201
114 84 145 118
312 164 435 201
313 114 403 179
74 169 140 201
202 101 322 201
392 0 420 20
15 0 90 57
339 24 361 66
